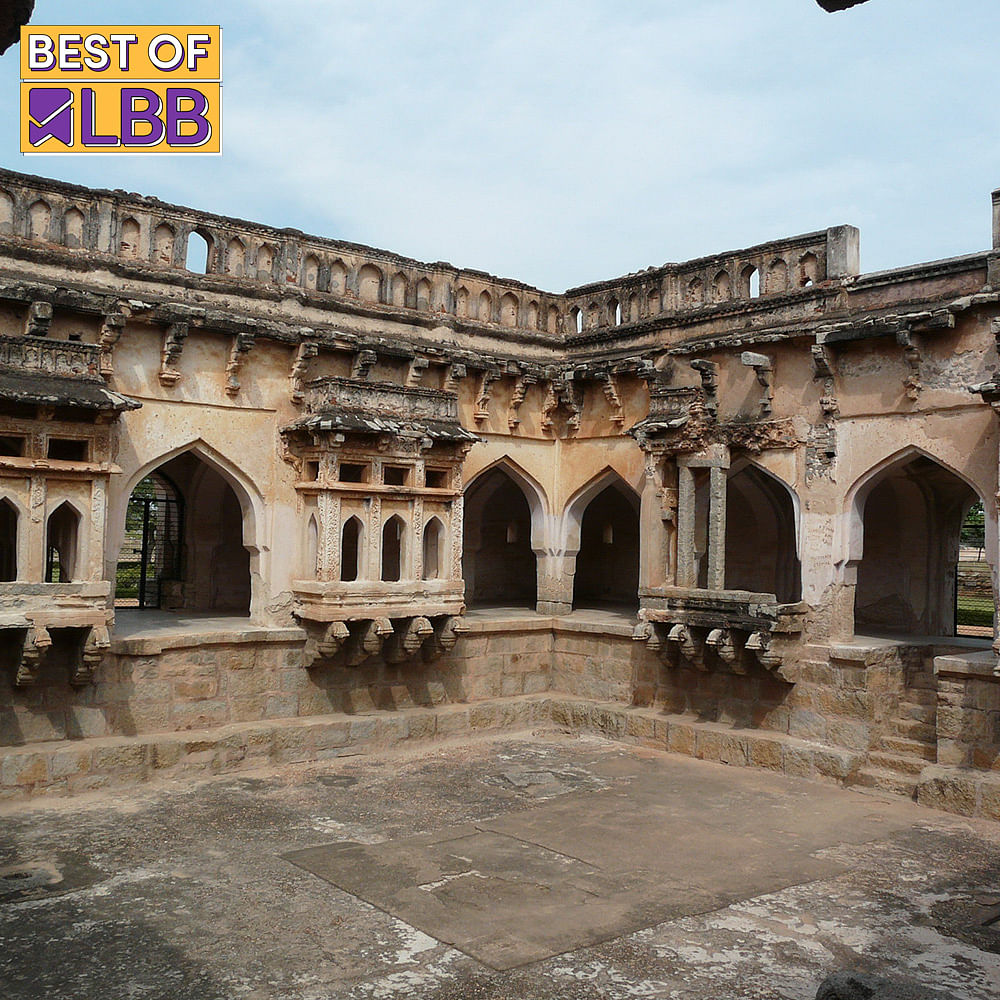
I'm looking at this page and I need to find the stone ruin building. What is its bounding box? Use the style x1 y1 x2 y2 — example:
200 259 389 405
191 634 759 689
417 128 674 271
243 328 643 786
0 168 998 820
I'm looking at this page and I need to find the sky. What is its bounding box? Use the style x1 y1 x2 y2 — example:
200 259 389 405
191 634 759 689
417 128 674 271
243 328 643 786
1 0 997 292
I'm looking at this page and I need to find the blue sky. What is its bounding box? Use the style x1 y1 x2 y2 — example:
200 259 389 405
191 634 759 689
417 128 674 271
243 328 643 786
1 0 997 291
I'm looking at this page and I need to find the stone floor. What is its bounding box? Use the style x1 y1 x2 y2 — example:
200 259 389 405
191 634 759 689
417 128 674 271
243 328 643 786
1 732 999 999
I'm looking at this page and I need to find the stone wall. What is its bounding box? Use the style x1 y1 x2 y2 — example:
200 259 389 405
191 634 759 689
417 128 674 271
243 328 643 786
0 619 555 748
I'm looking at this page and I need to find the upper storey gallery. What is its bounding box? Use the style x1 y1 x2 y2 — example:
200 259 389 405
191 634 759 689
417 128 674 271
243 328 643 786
0 168 871 354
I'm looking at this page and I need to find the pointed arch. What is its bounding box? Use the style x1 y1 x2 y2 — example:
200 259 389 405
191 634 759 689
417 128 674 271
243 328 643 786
119 217 141 259
846 446 989 636
527 300 540 330
765 258 788 295
305 514 319 578
0 496 19 581
358 264 383 302
416 277 433 311
330 258 348 295
561 467 640 557
499 292 519 328
563 468 641 609
381 514 406 582
478 289 492 322
185 228 212 272
341 515 364 582
255 243 275 281
302 253 321 290
422 516 445 580
225 236 246 276
63 207 86 248
463 462 540 608
113 439 266 618
0 189 13 235
725 458 801 602
712 269 731 301
28 199 51 240
845 445 987 566
390 270 408 307
152 222 175 264
687 277 705 306
46 500 83 582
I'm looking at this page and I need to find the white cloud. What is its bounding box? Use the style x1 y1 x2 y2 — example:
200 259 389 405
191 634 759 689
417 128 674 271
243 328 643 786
1 0 997 288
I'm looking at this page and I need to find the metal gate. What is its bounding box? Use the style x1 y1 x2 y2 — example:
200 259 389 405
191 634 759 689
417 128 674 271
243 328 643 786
115 474 183 609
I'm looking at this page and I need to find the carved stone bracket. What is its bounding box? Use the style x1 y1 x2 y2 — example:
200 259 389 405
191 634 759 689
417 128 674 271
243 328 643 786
474 369 501 425
384 616 433 664
72 625 110 687
896 330 923 400
352 348 378 381
99 309 127 377
406 356 430 388
14 626 51 688
744 631 785 674
690 360 719 419
345 617 393 666
303 621 351 668
600 372 625 426
24 300 52 338
740 352 774 417
290 337 318 403
705 627 744 673
423 616 470 662
159 322 188 386
508 371 537 431
225 332 256 397
443 362 467 393
667 623 706 670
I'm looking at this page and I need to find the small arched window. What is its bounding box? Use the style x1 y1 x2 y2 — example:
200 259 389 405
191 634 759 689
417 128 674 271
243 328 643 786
186 230 211 272
64 207 85 248
422 518 445 580
381 515 406 582
341 516 363 582
0 498 17 581
306 515 319 578
46 502 81 583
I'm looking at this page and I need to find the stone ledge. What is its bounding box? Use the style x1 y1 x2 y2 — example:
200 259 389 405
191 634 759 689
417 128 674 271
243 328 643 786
550 698 864 786
934 650 1000 681
917 765 1000 822
111 626 307 656
0 696 555 802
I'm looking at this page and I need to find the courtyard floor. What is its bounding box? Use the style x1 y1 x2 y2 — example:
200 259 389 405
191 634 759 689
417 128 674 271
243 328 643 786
1 731 999 999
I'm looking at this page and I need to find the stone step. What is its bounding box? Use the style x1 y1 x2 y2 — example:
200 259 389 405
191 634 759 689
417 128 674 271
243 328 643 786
866 752 927 777
898 702 936 725
893 719 937 744
851 767 919 799
901 687 937 706
873 735 937 760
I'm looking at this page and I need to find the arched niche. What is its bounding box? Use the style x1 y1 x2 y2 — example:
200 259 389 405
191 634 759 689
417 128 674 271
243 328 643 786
381 515 406 582
725 462 801 603
422 517 445 580
463 463 544 608
568 475 640 610
46 501 82 583
341 516 363 582
849 450 986 637
0 497 18 581
113 442 263 618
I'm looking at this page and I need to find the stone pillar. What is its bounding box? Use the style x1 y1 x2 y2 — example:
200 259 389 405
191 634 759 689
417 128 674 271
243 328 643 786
707 465 726 590
826 225 860 279
537 552 573 616
676 465 696 587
